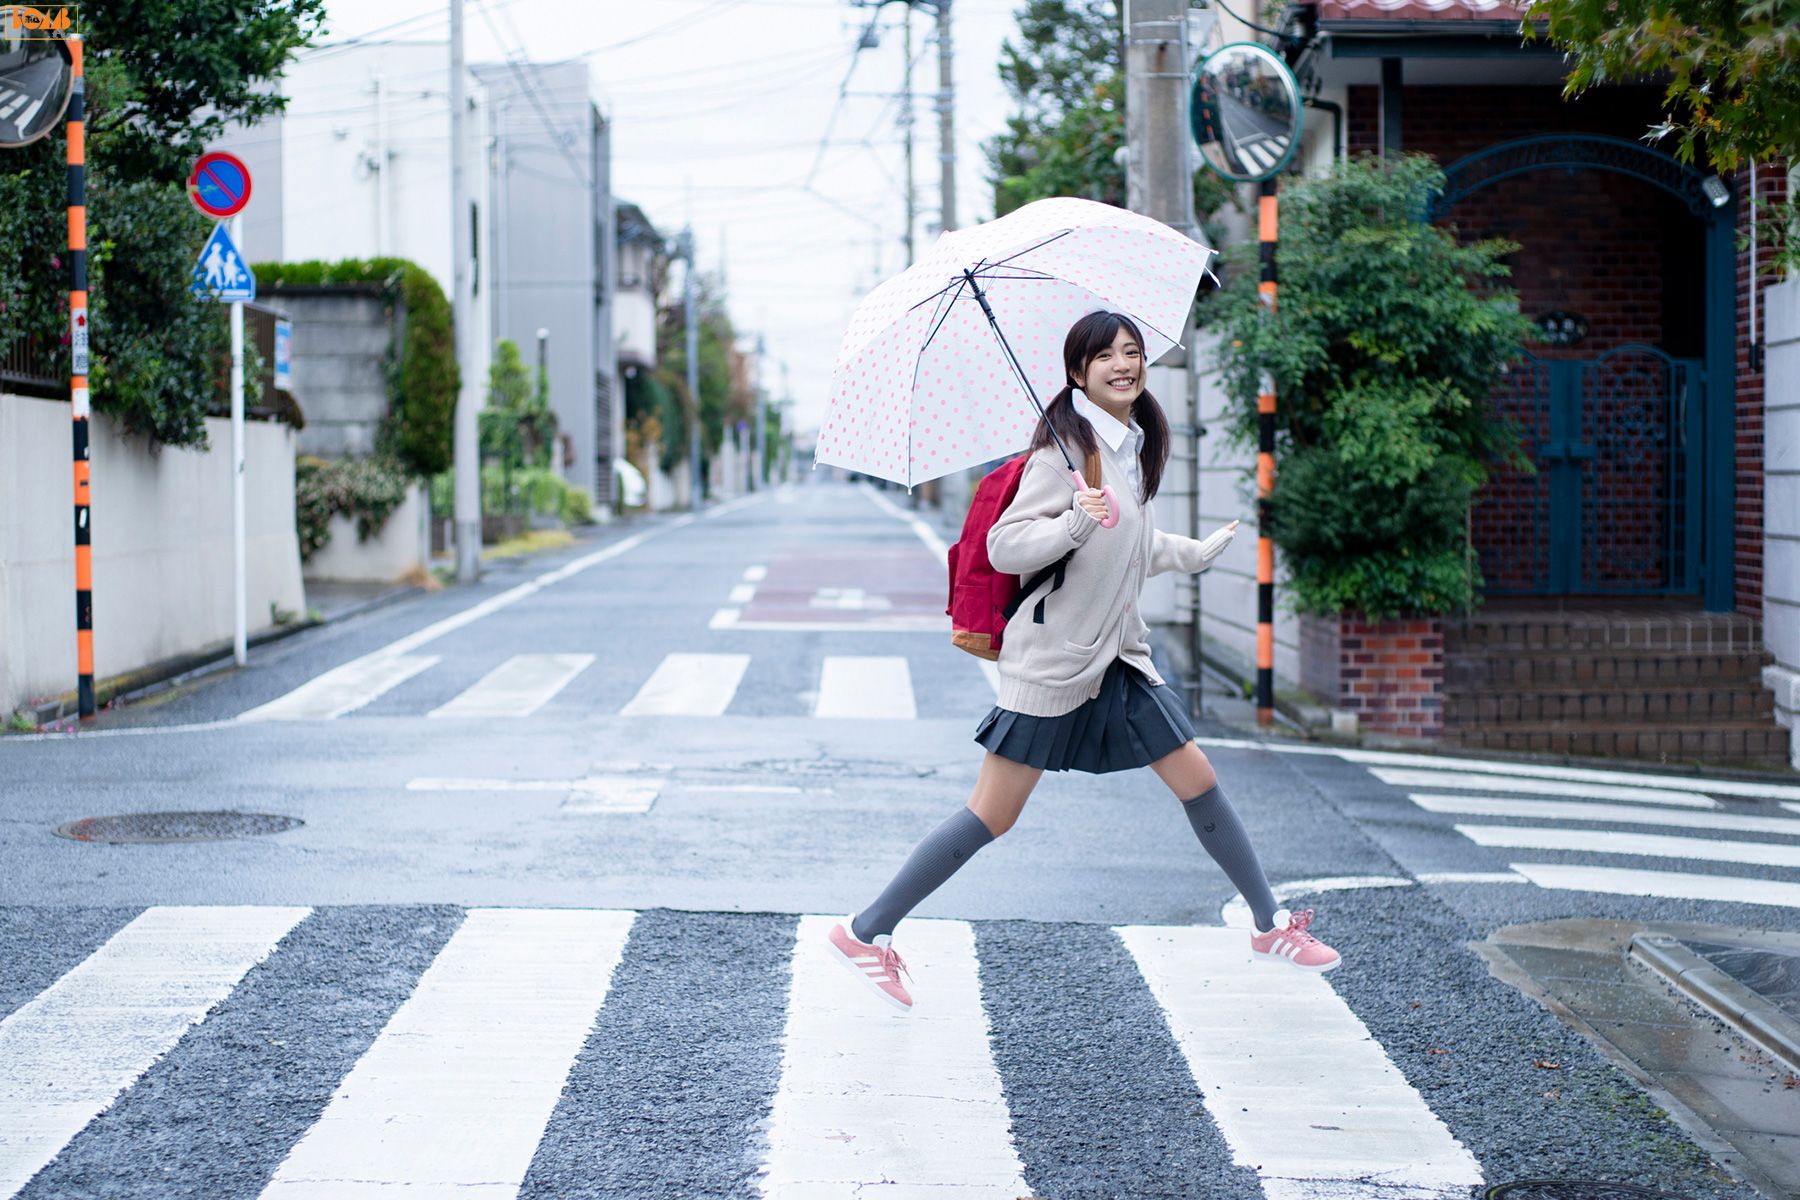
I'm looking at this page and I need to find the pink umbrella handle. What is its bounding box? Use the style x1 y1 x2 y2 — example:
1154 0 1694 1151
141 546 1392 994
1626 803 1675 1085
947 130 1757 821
1070 470 1120 529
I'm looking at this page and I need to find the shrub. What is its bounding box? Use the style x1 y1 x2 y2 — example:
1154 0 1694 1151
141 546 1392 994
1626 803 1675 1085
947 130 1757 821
1203 155 1534 620
253 259 458 478
295 455 411 561
561 485 593 526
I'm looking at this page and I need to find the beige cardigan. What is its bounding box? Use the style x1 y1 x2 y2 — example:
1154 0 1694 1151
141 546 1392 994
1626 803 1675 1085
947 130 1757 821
985 438 1228 717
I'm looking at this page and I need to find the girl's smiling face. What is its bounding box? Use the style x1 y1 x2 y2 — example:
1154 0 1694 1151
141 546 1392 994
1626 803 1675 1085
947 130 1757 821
1072 326 1145 407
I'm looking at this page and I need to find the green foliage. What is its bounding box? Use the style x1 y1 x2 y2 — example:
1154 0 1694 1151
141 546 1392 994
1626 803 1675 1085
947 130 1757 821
1203 155 1534 619
480 465 568 517
0 2 321 448
255 259 459 477
480 337 557 471
560 485 594 526
988 1 1126 215
294 455 411 562
1524 0 1800 173
653 272 748 494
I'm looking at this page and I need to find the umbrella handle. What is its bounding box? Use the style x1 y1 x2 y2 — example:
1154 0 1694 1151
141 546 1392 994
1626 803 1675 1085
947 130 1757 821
1070 470 1120 530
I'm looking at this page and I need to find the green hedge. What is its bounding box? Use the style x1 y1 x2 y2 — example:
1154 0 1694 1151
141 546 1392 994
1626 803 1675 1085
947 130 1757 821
253 258 458 478
1203 155 1534 620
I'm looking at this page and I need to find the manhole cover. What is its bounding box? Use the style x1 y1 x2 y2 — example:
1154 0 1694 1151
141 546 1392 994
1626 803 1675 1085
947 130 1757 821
1486 1183 1692 1200
53 811 303 843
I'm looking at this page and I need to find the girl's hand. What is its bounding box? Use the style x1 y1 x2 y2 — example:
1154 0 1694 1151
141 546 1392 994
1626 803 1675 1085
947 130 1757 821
1075 488 1109 521
1196 520 1240 560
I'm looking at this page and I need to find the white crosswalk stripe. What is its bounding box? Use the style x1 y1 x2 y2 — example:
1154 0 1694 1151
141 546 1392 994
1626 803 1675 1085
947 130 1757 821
238 655 439 721
259 909 634 1199
763 917 1027 1197
620 652 750 716
1118 925 1483 1199
814 655 916 719
427 653 594 718
1377 757 1800 911
0 906 1509 1199
0 906 309 1197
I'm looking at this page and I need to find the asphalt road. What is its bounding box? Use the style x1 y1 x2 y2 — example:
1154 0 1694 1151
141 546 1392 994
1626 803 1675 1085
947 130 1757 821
2 478 1796 1199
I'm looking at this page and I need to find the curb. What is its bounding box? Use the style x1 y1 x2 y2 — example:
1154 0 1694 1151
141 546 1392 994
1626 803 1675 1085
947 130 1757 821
21 584 425 731
1629 933 1800 1073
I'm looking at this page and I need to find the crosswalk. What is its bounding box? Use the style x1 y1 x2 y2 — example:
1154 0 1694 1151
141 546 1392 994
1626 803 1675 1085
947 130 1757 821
0 84 51 141
240 650 988 722
1368 757 1800 909
0 906 1492 1200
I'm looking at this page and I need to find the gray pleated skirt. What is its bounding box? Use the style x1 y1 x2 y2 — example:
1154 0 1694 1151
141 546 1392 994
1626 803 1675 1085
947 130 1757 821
973 658 1197 773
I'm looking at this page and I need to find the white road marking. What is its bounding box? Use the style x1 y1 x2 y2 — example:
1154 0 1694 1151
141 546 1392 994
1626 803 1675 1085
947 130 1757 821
259 908 634 1199
426 653 593 718
405 775 662 813
1409 792 1800 837
1117 924 1484 1200
859 482 950 562
1371 767 1716 809
235 522 681 722
237 654 438 721
1219 875 1414 929
1460 824 1800 869
709 607 741 628
760 916 1028 1198
704 615 946 633
815 656 916 719
744 565 768 581
978 658 1001 698
0 906 310 1198
1785 802 1800 817
14 95 45 134
1416 871 1530 885
621 652 750 716
0 92 26 119
701 494 764 519
728 583 757 604
1336 748 1800 803
1511 863 1800 909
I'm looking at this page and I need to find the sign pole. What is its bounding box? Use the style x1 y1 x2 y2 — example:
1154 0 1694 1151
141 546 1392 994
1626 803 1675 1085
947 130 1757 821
229 213 246 666
67 33 93 720
1256 178 1277 726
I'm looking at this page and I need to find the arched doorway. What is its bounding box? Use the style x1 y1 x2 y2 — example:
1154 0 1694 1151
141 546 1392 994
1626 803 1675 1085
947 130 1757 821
1431 134 1737 611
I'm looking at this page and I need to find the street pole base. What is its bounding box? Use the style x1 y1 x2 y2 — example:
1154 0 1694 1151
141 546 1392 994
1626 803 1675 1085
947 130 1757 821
455 520 481 583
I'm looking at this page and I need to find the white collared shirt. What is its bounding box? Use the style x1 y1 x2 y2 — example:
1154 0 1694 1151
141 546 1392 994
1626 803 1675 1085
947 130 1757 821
1071 389 1143 497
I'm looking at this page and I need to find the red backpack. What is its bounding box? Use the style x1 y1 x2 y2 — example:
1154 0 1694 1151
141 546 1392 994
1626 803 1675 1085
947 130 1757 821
946 451 1099 660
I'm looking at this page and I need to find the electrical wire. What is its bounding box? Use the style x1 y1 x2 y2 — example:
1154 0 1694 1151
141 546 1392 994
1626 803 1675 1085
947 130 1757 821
475 0 590 187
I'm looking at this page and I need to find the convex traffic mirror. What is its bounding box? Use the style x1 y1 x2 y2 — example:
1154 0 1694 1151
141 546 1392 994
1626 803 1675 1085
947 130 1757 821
1190 41 1302 183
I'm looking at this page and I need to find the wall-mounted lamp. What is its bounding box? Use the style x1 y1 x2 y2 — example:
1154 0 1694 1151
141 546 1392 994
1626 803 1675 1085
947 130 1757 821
1701 175 1730 207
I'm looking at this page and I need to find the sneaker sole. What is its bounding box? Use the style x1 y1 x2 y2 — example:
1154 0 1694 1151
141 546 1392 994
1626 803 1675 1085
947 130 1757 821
822 932 913 1014
1251 948 1341 973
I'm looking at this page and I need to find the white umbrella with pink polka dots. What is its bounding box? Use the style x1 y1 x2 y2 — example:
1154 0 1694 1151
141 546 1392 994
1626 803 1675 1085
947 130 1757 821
813 196 1214 512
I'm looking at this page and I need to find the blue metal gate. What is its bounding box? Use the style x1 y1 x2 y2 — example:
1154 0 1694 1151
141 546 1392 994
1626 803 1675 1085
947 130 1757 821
1481 344 1704 596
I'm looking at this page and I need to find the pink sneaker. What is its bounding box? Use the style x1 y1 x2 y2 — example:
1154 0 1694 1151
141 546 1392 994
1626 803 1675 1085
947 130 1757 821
824 915 914 1013
1250 908 1341 972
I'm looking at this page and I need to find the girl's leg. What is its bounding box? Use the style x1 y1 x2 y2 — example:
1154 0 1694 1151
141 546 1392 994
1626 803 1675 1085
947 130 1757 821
851 752 1042 943
1150 742 1279 933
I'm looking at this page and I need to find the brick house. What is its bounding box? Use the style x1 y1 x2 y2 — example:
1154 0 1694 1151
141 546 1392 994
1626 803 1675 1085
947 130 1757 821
1256 0 1795 765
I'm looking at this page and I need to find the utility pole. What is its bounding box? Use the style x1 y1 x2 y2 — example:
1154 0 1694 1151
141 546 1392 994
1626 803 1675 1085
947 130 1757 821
229 214 246 666
935 0 955 232
754 333 768 490
450 0 480 583
680 228 702 509
901 6 915 263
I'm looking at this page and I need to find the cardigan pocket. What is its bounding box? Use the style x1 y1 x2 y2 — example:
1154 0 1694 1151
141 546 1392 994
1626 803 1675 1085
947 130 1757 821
1062 568 1132 653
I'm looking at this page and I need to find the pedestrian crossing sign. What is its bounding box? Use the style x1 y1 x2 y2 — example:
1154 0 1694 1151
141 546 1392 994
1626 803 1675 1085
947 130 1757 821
190 221 255 302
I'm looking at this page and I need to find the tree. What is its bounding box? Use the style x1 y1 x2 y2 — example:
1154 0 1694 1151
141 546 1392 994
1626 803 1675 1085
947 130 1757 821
988 1 1126 216
1203 155 1534 619
1525 0 1799 172
0 1 325 448
652 272 745 494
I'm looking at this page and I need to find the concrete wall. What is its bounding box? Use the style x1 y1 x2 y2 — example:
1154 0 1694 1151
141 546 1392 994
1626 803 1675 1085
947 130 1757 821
282 289 393 461
303 482 429 584
1193 333 1303 689
0 394 305 715
1762 278 1800 768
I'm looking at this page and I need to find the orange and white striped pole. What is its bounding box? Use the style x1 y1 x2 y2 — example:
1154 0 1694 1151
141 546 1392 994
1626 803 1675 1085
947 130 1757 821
67 34 93 720
1255 178 1277 725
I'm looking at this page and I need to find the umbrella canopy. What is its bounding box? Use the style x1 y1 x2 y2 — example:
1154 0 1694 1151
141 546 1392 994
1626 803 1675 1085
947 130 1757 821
814 197 1214 488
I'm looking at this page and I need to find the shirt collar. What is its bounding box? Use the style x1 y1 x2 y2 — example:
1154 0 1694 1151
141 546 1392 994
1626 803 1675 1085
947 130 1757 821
1071 389 1140 455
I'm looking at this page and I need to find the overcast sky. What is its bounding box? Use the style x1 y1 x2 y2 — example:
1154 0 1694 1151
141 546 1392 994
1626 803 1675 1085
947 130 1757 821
318 0 1032 436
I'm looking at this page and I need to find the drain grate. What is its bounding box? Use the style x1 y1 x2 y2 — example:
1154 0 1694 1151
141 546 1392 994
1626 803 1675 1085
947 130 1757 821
1486 1183 1692 1200
54 811 303 844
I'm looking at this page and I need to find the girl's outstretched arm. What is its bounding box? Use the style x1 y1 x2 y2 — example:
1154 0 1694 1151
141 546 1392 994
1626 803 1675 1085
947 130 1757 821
1149 520 1239 577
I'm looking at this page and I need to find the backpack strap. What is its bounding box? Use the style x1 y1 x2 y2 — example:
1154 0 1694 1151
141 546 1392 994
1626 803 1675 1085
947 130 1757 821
1003 549 1074 625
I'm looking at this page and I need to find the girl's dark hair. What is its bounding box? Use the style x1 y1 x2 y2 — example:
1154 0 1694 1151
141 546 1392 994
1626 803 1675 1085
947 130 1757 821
1029 310 1169 502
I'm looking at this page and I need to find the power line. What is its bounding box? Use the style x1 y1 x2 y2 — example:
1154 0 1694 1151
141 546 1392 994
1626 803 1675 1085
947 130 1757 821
475 0 589 187
802 5 889 189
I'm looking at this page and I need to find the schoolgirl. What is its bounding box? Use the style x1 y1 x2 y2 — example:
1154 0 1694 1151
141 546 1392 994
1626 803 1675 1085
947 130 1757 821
826 310 1341 1013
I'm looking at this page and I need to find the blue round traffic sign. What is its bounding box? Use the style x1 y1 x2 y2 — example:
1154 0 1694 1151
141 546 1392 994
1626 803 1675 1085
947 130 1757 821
188 151 252 218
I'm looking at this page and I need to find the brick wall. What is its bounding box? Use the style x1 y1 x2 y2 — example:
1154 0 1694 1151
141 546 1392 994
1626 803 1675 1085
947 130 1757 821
1300 613 1445 737
1735 160 1789 616
1340 84 1764 608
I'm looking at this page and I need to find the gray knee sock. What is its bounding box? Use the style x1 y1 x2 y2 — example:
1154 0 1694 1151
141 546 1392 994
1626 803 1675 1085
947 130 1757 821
1182 784 1279 933
852 807 995 942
